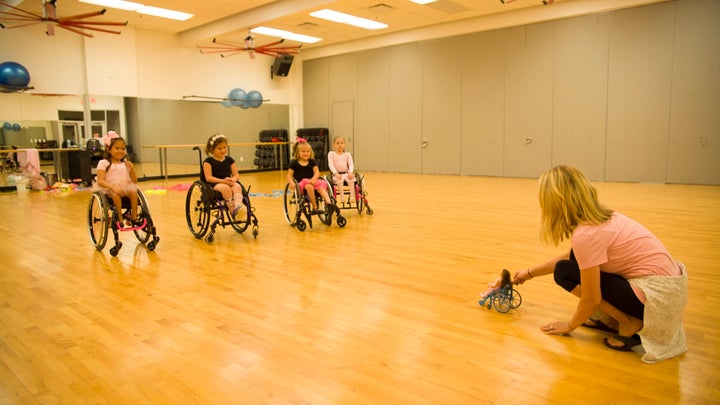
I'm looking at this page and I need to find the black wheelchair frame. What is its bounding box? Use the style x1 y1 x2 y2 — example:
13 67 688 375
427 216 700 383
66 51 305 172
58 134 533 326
325 172 373 215
283 178 346 231
185 146 259 244
87 190 160 256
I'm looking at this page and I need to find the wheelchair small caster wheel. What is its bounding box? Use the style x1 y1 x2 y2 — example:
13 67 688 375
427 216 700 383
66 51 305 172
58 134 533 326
204 234 214 244
297 220 307 232
147 241 157 251
109 242 122 257
252 226 259 239
366 208 374 215
337 216 347 227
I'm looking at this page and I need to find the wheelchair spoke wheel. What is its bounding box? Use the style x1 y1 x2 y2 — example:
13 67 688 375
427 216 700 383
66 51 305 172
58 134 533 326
509 289 522 309
2 158 17 173
88 191 109 250
283 183 300 225
185 181 211 238
230 206 250 233
356 175 365 214
317 199 330 225
230 183 251 233
492 294 512 313
133 190 152 244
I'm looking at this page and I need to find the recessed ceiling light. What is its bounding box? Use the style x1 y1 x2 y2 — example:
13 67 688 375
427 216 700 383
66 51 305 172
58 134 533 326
310 9 388 30
79 0 194 21
251 26 322 44
409 0 438 4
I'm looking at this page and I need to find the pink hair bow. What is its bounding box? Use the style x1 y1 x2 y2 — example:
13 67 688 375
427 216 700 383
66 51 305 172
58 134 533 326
102 130 120 146
296 137 307 143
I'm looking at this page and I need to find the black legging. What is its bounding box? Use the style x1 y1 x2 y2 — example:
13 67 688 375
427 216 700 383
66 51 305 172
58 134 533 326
554 250 645 320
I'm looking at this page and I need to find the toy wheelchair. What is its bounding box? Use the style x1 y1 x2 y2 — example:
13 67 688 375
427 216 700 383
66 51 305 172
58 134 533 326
478 269 522 313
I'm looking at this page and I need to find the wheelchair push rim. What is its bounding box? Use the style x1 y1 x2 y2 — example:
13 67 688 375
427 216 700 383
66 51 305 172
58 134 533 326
185 181 211 238
88 191 109 250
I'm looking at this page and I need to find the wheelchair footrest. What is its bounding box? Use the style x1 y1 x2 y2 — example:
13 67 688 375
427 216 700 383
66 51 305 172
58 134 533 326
115 218 147 232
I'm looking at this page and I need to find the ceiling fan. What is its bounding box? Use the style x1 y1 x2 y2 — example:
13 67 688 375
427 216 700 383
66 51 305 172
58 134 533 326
198 35 302 59
0 0 127 38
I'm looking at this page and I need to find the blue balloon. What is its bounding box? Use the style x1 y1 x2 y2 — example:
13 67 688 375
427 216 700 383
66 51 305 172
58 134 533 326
247 90 263 108
221 100 233 108
3 122 11 130
0 61 31 87
228 88 246 106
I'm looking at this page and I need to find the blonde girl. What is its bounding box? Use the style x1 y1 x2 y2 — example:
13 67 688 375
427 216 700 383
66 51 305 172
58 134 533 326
287 139 332 212
327 136 356 205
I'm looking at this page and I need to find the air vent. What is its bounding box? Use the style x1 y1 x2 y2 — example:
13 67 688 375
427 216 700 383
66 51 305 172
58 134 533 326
369 3 393 12
297 22 319 29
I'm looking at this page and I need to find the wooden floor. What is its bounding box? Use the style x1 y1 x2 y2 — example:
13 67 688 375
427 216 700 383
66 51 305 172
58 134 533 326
0 171 718 404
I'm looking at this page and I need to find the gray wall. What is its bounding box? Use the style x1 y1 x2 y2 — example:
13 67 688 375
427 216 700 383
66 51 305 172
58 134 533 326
302 0 720 185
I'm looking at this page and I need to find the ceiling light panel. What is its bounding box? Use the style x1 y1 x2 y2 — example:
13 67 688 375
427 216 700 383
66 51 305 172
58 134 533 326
310 9 388 30
79 0 193 21
250 26 322 44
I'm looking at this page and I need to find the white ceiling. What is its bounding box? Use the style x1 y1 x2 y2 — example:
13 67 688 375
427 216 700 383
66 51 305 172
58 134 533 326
4 0 666 51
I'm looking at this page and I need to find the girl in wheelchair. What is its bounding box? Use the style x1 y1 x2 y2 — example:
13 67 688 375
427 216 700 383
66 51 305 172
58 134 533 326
288 139 334 213
328 136 355 206
202 134 245 219
95 131 143 229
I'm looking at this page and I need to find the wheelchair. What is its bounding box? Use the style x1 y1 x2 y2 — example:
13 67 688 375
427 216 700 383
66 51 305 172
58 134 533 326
325 172 373 215
185 147 259 244
283 178 346 231
87 189 160 256
478 284 522 314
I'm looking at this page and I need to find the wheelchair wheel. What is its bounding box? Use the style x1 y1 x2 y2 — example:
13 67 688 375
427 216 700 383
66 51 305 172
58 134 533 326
317 198 331 226
283 182 301 225
230 183 250 233
492 294 512 313
88 191 109 251
185 181 211 238
2 158 17 173
133 190 153 245
509 289 522 309
355 174 365 214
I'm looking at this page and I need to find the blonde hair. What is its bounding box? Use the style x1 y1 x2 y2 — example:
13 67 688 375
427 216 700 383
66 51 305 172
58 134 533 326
205 134 227 155
538 165 613 245
293 142 314 160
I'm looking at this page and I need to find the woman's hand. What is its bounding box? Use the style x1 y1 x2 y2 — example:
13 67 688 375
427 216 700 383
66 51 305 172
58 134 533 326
541 321 572 335
512 269 533 285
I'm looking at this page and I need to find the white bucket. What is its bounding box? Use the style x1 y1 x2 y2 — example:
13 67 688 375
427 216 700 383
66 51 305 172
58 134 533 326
16 179 29 193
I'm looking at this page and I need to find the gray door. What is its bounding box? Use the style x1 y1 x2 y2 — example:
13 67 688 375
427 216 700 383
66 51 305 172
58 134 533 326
331 100 354 156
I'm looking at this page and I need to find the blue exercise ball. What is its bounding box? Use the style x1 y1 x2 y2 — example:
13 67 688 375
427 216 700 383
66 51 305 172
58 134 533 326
12 123 21 131
247 90 263 108
0 61 31 87
3 122 11 131
228 88 246 106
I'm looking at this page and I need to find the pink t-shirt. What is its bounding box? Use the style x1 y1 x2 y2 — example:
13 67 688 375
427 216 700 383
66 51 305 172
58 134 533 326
572 212 680 302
